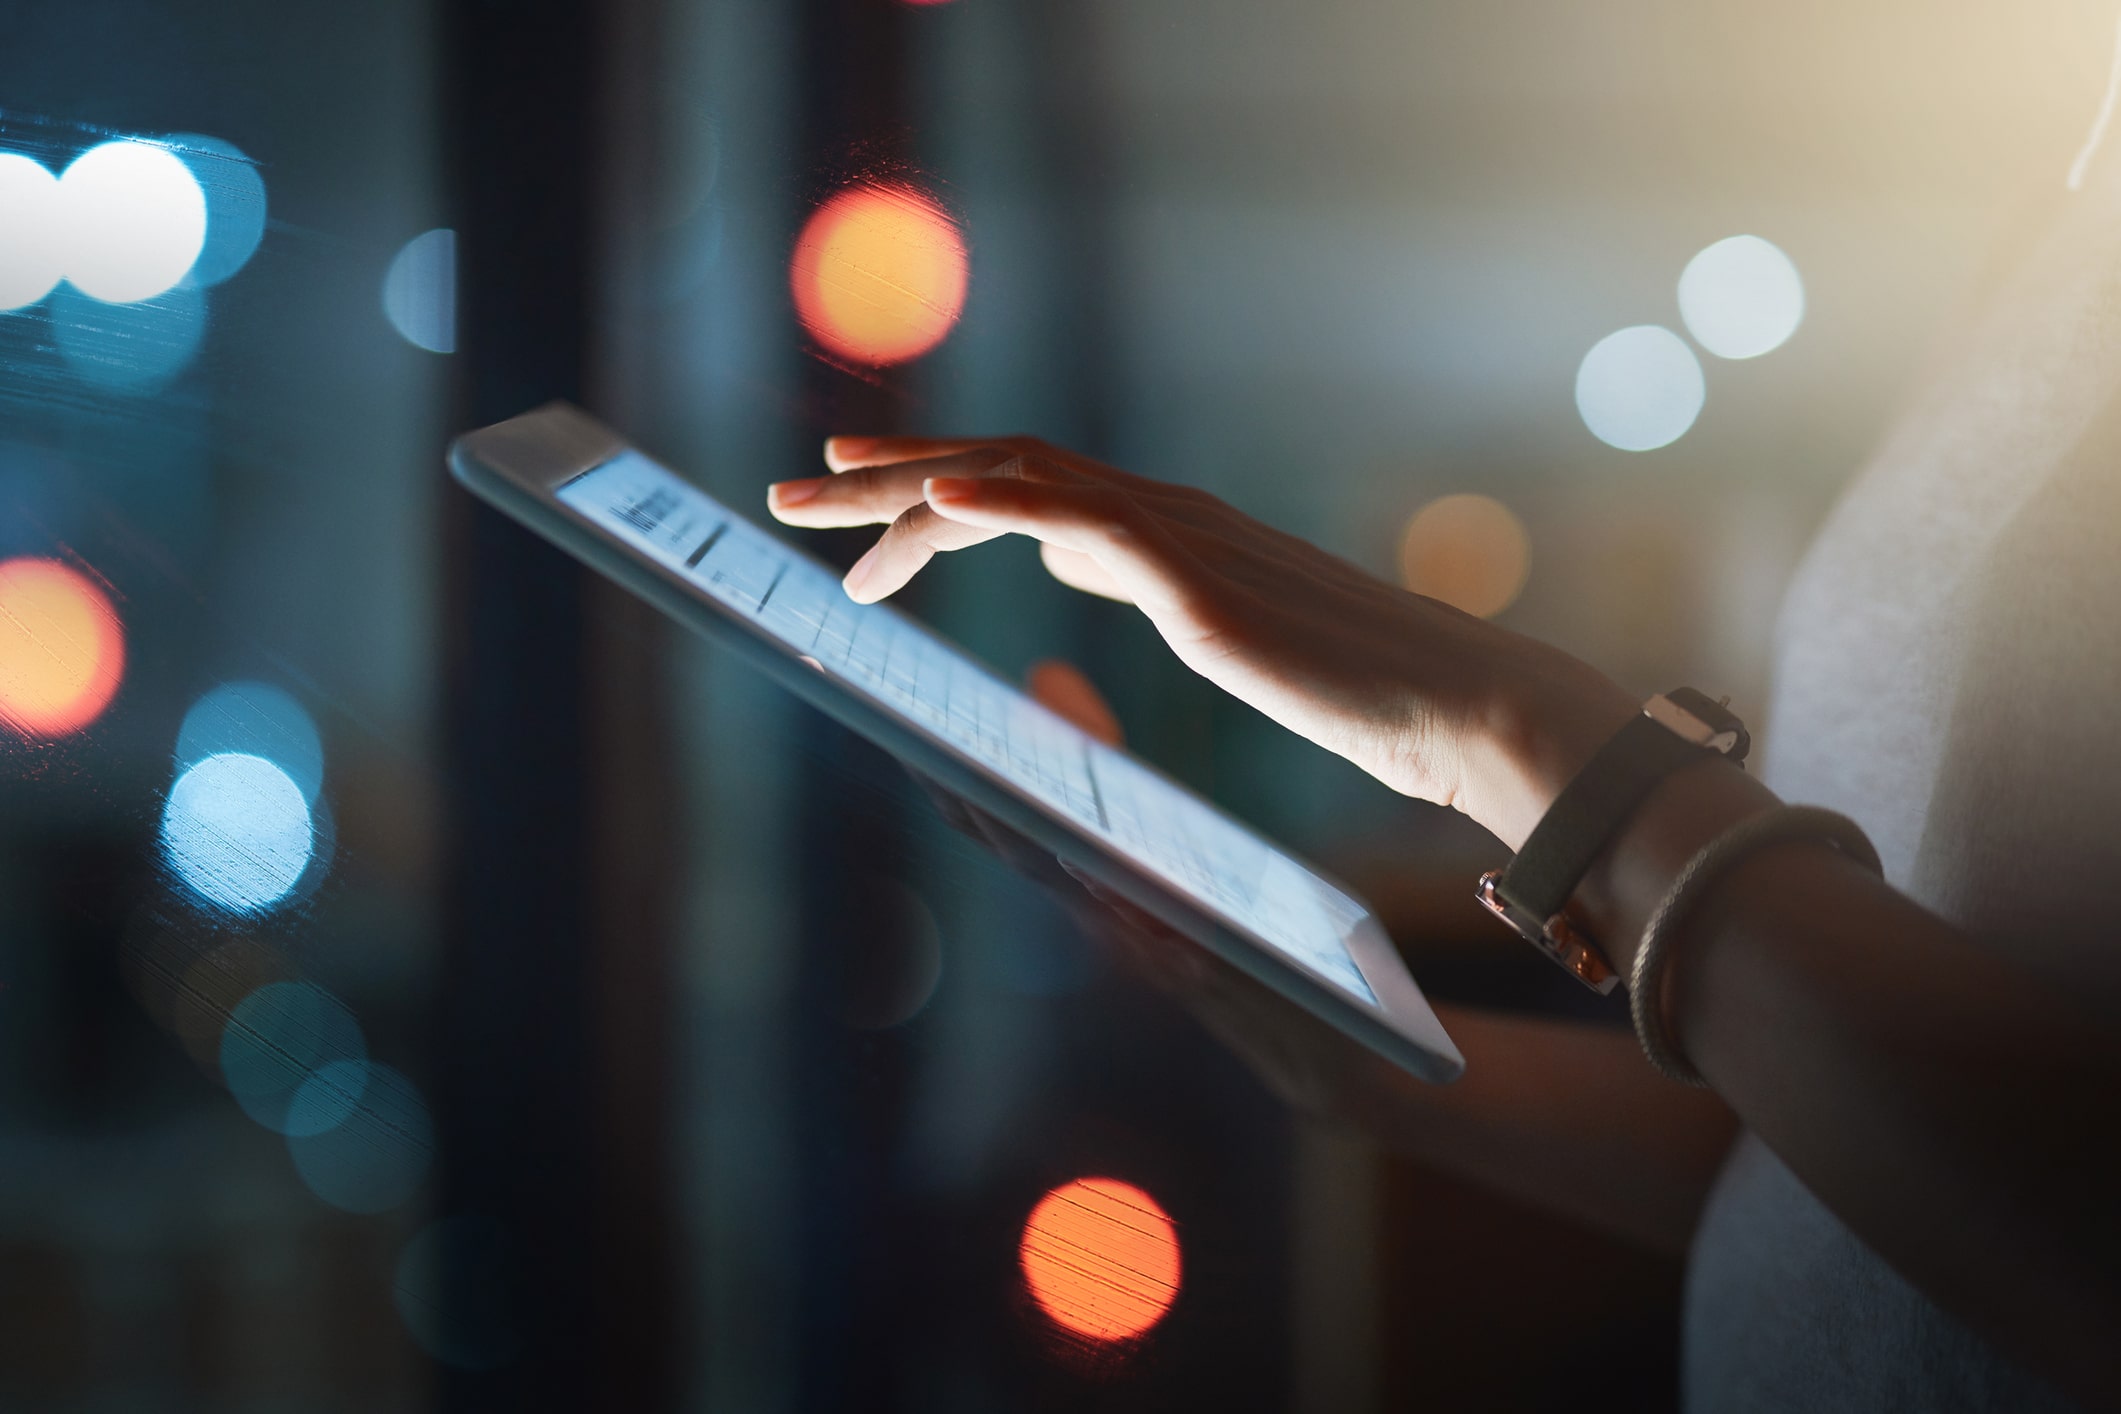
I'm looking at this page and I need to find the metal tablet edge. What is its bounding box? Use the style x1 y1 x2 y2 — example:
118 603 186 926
452 400 625 492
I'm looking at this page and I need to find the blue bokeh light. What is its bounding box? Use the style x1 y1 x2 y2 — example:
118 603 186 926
161 751 314 914
52 282 207 390
177 681 324 803
164 134 267 289
287 1063 433 1214
394 1215 523 1371
220 981 368 1135
284 1057 371 1139
382 228 456 353
283 792 338 909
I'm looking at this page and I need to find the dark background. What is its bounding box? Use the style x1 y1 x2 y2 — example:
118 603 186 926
0 0 2106 1409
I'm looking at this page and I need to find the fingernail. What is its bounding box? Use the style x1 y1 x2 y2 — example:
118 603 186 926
924 476 976 504
825 435 877 465
842 545 879 600
769 478 823 508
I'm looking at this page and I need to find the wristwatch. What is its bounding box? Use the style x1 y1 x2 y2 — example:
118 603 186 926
1476 688 1750 992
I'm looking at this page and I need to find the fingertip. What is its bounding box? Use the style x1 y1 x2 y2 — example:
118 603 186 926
824 435 878 472
768 478 823 513
841 545 879 601
923 476 978 505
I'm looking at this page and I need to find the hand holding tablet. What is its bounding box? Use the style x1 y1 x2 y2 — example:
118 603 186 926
767 435 1638 854
451 405 1650 1082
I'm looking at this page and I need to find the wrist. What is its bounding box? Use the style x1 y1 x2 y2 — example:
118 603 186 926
1569 756 1777 975
1463 657 1639 851
1468 668 1780 997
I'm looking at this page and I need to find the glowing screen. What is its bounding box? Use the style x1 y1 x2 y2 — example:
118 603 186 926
557 452 1379 1004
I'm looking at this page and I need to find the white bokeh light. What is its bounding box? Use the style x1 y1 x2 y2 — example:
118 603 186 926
161 752 314 914
1575 325 1706 452
382 228 456 353
60 141 207 304
1677 235 1804 360
0 154 65 310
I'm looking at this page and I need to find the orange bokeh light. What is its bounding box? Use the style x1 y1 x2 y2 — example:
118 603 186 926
0 556 125 739
1396 492 1531 619
1019 1177 1182 1343
789 181 968 366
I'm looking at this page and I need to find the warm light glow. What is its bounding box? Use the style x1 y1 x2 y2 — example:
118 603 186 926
789 182 967 365
1019 1177 1182 1342
60 140 207 303
1575 325 1705 452
0 154 65 310
1677 235 1804 360
1397 493 1531 618
0 557 125 739
2069 12 2121 191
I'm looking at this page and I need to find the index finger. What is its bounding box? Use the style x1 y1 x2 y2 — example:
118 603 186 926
823 435 1037 472
770 448 1018 528
825 435 1149 492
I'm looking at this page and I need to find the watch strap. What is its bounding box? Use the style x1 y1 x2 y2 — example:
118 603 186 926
1496 714 1714 925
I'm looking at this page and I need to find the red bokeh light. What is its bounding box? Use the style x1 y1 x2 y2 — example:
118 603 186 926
0 556 125 739
789 181 968 366
1018 1177 1182 1343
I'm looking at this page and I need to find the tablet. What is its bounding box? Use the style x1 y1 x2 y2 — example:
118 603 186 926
449 403 1463 1083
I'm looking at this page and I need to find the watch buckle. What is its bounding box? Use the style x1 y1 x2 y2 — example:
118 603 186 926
1476 870 1621 995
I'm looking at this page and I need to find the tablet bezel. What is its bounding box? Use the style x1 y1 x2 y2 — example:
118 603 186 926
449 402 1463 1083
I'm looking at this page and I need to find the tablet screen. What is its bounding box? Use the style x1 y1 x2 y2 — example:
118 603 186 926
557 450 1379 1005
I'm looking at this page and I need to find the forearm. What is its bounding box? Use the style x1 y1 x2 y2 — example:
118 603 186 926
1343 1003 1736 1255
781 432 2119 1392
1571 756 2121 1400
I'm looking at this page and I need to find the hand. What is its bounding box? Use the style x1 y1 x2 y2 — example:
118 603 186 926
768 435 1636 847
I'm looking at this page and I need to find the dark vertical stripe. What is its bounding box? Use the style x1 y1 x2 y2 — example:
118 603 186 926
436 0 670 1408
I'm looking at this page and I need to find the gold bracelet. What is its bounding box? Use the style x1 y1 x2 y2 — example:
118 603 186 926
1630 805 1882 1086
